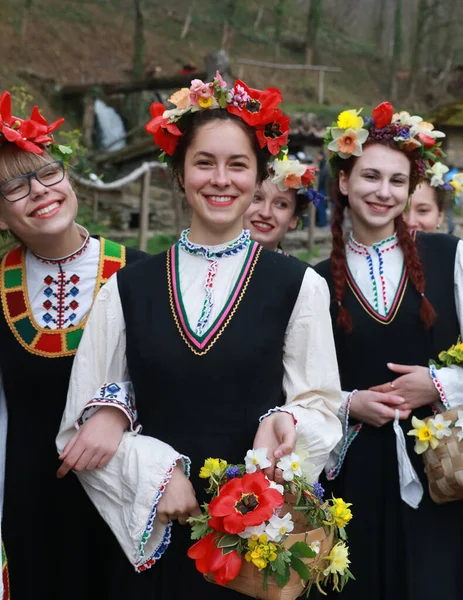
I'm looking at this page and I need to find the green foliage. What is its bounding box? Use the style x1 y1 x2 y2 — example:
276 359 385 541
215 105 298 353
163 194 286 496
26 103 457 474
296 246 320 263
431 337 463 369
188 507 212 540
10 86 33 119
123 233 177 255
76 202 109 237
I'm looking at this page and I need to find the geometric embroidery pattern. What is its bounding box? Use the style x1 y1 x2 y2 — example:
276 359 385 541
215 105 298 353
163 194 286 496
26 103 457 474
0 238 126 358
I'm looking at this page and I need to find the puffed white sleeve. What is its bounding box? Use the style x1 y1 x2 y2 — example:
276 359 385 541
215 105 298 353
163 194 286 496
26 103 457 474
428 240 463 409
260 268 342 480
56 274 190 572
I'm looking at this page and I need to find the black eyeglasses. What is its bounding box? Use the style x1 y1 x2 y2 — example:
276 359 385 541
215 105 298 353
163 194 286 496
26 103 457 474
0 160 65 202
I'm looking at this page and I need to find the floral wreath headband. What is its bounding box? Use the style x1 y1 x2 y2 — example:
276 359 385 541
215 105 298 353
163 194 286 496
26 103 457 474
0 91 71 165
144 71 290 164
425 163 463 195
270 156 324 207
324 101 446 189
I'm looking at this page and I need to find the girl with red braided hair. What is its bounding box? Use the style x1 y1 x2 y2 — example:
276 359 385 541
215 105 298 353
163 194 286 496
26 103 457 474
314 103 463 599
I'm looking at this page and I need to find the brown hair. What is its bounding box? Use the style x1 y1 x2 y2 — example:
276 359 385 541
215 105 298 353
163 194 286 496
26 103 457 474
0 143 55 183
330 142 435 333
170 109 270 187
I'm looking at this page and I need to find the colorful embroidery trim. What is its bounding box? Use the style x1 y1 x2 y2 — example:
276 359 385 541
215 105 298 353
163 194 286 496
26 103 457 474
168 241 261 355
346 262 408 325
0 238 126 358
2 542 9 600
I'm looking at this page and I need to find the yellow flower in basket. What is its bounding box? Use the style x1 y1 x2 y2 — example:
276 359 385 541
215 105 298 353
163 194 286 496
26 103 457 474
329 498 353 529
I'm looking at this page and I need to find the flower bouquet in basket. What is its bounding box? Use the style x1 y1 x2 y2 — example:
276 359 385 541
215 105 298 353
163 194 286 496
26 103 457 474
407 339 463 504
187 448 354 599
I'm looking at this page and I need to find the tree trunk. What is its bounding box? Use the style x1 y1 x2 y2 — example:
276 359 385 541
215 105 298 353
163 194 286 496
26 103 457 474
20 0 33 51
180 1 195 40
305 0 322 66
274 0 286 61
130 0 145 134
390 0 403 103
253 4 264 30
374 0 387 54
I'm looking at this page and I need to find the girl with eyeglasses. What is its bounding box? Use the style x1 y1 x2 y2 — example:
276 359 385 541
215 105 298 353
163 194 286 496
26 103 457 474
0 92 151 600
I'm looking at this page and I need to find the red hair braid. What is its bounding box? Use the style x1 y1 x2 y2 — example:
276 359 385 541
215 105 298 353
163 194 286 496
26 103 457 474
330 193 353 333
395 215 435 329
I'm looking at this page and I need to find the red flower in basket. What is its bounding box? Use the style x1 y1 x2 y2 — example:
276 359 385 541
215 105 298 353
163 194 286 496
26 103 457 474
187 532 243 585
208 471 284 535
227 80 282 127
372 101 394 129
255 109 290 156
145 102 182 156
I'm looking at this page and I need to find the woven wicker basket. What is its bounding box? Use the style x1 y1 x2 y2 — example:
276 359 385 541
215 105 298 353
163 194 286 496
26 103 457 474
423 409 463 504
205 495 334 600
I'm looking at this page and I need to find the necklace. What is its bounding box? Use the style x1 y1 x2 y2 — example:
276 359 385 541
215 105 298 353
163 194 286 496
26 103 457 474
178 229 251 335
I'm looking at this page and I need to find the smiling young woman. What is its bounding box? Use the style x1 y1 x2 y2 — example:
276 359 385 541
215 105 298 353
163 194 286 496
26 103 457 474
57 74 343 599
0 92 149 600
314 103 463 600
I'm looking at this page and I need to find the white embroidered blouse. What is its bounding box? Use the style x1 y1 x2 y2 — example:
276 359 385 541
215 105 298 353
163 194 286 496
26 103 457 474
56 234 343 570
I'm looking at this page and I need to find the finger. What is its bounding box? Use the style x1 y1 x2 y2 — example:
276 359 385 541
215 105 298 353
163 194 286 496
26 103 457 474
157 512 170 525
97 454 111 469
387 362 416 375
273 468 285 485
178 515 188 525
369 383 394 393
189 503 202 518
56 446 86 478
58 434 79 461
398 409 411 419
85 452 104 471
69 448 95 473
378 394 406 406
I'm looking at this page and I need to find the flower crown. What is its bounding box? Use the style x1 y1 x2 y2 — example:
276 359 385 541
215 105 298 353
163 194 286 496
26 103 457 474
325 101 446 187
425 163 463 195
270 157 324 207
0 91 71 164
144 72 289 163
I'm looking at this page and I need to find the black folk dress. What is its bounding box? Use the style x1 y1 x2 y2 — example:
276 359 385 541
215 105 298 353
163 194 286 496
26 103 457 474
0 240 153 600
315 233 463 600
116 243 309 599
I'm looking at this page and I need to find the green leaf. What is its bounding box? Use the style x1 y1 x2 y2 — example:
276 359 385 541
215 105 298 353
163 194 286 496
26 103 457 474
217 534 239 549
290 556 310 582
275 567 291 588
222 546 236 555
273 550 292 575
189 521 212 540
263 568 269 590
339 526 347 540
58 144 73 154
289 541 317 559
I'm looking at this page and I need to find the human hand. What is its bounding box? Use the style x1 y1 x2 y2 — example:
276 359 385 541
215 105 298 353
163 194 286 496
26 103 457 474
157 464 201 525
57 406 129 478
350 390 410 427
369 363 439 411
253 411 296 483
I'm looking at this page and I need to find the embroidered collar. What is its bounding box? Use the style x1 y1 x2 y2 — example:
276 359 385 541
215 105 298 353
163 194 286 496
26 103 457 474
347 232 398 255
30 226 91 266
0 238 126 358
168 240 261 355
178 229 251 259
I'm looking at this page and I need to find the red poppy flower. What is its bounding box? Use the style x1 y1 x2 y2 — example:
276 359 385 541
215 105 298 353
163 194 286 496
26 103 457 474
28 106 64 144
0 92 15 126
417 133 436 149
255 109 290 156
208 471 284 535
144 102 182 155
372 101 394 129
302 166 318 187
187 532 243 585
227 80 282 127
0 123 43 153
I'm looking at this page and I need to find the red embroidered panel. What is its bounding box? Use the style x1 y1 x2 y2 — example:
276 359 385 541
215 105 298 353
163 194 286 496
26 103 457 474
6 290 27 318
34 332 63 353
102 259 121 280
4 247 22 267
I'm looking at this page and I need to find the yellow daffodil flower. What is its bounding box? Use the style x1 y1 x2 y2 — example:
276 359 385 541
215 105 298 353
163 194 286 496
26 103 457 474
407 416 439 454
329 497 353 528
199 457 227 479
337 109 363 131
323 542 350 576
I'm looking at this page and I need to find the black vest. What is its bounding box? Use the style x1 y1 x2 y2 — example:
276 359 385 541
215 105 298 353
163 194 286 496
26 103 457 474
117 245 307 496
315 232 460 398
